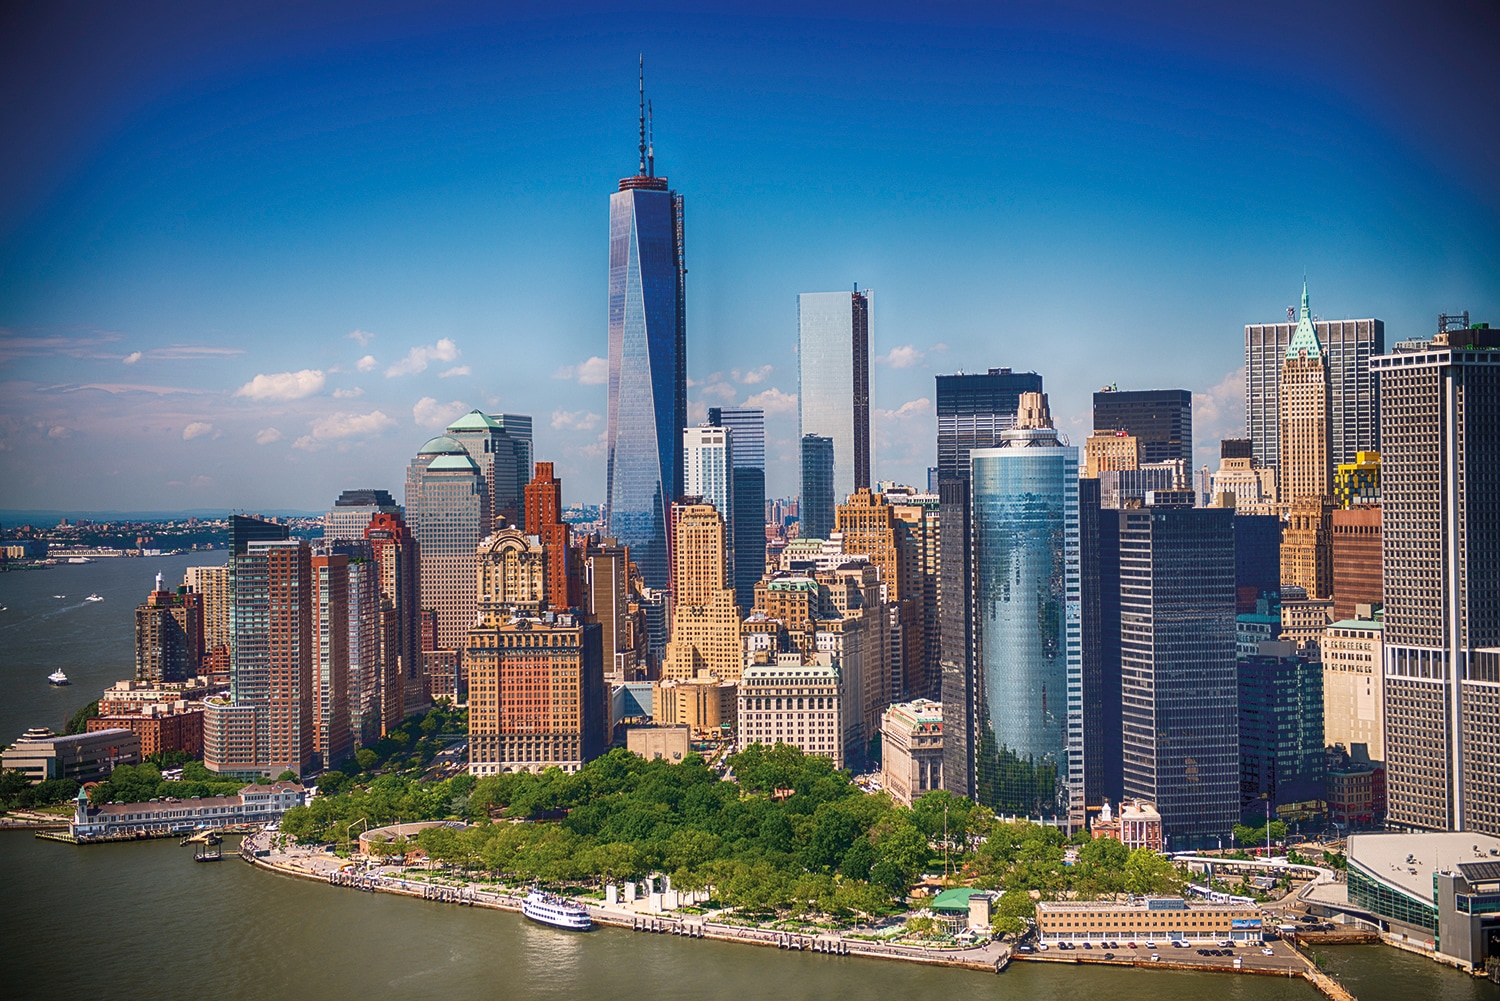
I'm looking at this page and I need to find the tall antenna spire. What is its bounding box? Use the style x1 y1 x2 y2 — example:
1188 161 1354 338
638 54 647 176
647 99 655 177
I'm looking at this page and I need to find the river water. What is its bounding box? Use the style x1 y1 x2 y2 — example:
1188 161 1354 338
2 558 1496 1001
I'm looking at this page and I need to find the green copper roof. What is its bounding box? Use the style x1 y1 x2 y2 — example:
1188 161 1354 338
931 888 986 913
425 453 480 472
417 434 467 456
1285 279 1324 361
446 409 502 432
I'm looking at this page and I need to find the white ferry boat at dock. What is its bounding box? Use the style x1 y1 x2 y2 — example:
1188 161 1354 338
521 888 592 931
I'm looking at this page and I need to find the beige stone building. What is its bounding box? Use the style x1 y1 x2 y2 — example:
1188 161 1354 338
653 671 737 737
184 564 231 651
662 504 744 682
1036 898 1262 945
738 653 843 768
880 699 942 807
1278 283 1333 597
626 724 691 763
1208 455 1278 514
1083 430 1140 478
1322 615 1384 759
1282 497 1334 599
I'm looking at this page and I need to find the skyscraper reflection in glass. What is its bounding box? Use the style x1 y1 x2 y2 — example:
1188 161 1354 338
606 83 686 591
969 394 1082 825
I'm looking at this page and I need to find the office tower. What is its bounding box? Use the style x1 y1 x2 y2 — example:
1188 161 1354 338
1322 613 1385 760
1097 460 1189 509
338 540 384 745
968 392 1082 825
1279 284 1332 503
1239 645 1325 814
1079 476 1121 809
890 490 941 702
837 487 923 700
1282 499 1333 600
446 409 529 529
135 574 202 683
365 511 421 726
1209 439 1277 515
405 433 490 654
1114 500 1238 847
1092 388 1192 465
490 412 534 485
1332 507 1382 621
1372 318 1500 835
738 654 844 767
605 67 686 592
1083 430 1140 478
936 368 1043 799
683 424 734 581
325 489 399 542
465 526 607 775
799 435 835 540
708 407 767 613
585 537 631 680
524 462 574 612
1232 514 1282 614
1334 450 1381 509
1245 286 1384 470
798 288 872 502
204 538 315 778
661 503 742 681
184 564 231 653
311 550 352 770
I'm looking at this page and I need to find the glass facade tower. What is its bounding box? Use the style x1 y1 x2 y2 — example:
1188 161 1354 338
606 102 686 591
969 406 1082 825
708 406 768 612
799 434 835 541
798 289 871 504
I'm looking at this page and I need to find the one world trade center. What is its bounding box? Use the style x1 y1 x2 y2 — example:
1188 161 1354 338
606 60 686 591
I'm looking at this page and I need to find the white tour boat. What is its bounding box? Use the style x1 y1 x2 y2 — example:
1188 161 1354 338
521 889 592 931
85 593 104 602
48 669 70 686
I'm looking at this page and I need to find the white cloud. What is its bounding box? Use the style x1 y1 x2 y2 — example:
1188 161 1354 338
412 397 469 429
439 365 471 378
735 364 773 385
255 427 283 445
293 410 397 449
122 351 142 365
879 345 924 369
182 421 215 440
356 355 378 373
386 338 459 377
552 356 608 385
551 409 601 431
876 397 932 421
699 381 737 402
347 329 375 347
234 369 326 401
332 386 364 399
47 425 72 439
1194 366 1248 467
743 387 798 415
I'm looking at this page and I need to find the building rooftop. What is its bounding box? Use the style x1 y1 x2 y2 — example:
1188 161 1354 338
931 887 988 913
1348 831 1500 904
1038 897 1254 913
446 409 504 432
417 434 467 456
425 453 480 473
1327 619 1383 632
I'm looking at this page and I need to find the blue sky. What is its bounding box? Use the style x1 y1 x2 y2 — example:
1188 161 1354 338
2 1 1497 513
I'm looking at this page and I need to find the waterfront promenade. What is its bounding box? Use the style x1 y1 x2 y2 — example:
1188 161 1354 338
238 831 1348 997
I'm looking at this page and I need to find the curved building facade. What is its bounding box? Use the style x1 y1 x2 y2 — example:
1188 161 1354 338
969 403 1082 824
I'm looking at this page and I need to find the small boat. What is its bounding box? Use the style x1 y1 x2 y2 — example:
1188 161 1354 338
521 888 592 930
85 593 104 602
48 669 70 686
194 844 223 862
53 594 66 599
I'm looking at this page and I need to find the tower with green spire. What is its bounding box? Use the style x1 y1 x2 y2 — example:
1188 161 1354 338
1278 279 1334 599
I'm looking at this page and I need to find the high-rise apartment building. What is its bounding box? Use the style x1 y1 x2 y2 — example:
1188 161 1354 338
524 461 575 612
661 503 742 682
889 489 941 702
968 393 1082 825
465 527 607 775
1114 501 1239 846
184 564 231 654
311 550 352 770
799 435 835 541
325 489 399 543
445 410 531 529
134 575 203 683
1239 645 1325 814
204 537 316 779
364 511 421 725
708 406 767 613
1245 289 1383 471
1373 319 1500 835
584 537 631 680
405 434 490 654
798 289 872 502
337 540 384 745
605 72 686 592
1092 388 1192 466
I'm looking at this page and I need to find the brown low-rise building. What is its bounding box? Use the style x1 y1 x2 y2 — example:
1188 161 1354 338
1 728 141 783
87 702 205 758
1036 897 1263 944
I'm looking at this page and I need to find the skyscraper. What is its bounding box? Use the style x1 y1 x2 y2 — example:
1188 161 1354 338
1092 388 1193 465
708 406 767 612
1278 282 1334 599
364 512 419 728
405 433 490 656
1245 292 1383 471
683 424 734 582
338 539 384 745
935 368 1044 481
524 461 574 612
1114 500 1239 847
968 393 1083 826
1373 318 1500 835
798 288 871 502
1238 645 1325 815
184 564 231 654
661 503 742 682
311 549 352 771
838 487 924 701
605 65 686 592
325 489 399 543
799 434 835 541
446 410 530 529
135 574 202 683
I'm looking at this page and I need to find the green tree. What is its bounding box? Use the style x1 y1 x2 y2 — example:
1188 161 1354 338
64 700 99 735
1123 849 1181 895
355 748 379 772
276 769 299 783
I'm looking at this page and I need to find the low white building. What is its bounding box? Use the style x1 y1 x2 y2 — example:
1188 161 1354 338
71 781 305 840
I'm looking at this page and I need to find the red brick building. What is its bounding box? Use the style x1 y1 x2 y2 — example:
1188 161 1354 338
88 704 205 758
1332 506 1382 622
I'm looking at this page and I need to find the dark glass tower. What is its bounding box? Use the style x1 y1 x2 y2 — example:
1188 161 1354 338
708 406 767 610
799 435 835 540
1092 388 1193 465
606 66 686 591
